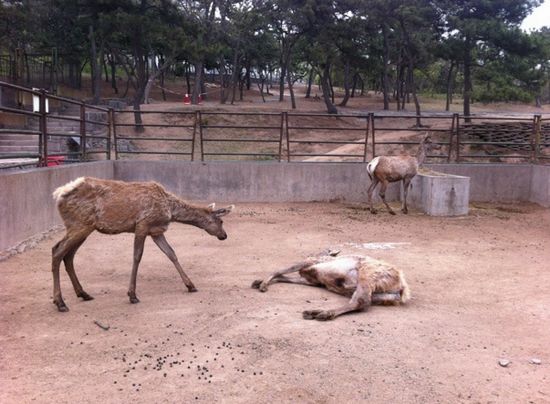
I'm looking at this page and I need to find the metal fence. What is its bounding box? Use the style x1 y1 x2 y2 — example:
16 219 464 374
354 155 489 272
109 110 550 164
2 81 550 169
0 81 110 169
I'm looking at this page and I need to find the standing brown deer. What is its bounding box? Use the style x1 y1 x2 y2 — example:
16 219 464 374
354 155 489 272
51 177 234 312
366 134 433 215
252 254 410 321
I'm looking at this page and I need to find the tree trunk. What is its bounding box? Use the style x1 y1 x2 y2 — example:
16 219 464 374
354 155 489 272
278 61 286 101
305 66 314 98
287 65 296 109
321 62 338 114
339 61 351 107
328 71 335 104
192 60 203 105
185 64 191 95
89 25 101 104
351 73 358 98
381 23 391 110
230 50 240 105
143 57 173 104
245 62 251 90
279 55 286 102
463 41 472 122
408 65 422 127
109 54 118 94
445 61 455 111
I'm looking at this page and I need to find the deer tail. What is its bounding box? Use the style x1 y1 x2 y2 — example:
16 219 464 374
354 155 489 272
52 177 86 204
366 157 380 180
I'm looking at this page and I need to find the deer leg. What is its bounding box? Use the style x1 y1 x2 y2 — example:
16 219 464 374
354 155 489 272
152 234 197 293
52 231 90 312
303 272 372 321
63 235 94 301
401 177 412 214
128 234 147 304
367 177 379 214
378 179 396 215
269 275 321 287
252 261 314 292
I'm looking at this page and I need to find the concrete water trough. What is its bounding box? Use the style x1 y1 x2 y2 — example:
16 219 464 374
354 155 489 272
405 168 470 216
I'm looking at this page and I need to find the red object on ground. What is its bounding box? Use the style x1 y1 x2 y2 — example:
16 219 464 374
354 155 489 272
47 155 65 166
183 94 191 104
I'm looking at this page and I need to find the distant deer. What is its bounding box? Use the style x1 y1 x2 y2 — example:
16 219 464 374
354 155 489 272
51 177 234 312
366 134 433 215
252 254 410 321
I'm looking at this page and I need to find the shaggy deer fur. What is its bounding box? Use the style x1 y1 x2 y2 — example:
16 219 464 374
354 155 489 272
51 177 234 312
252 254 410 321
366 134 433 215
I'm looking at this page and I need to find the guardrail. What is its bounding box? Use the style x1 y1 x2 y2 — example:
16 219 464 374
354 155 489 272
2 81 550 168
0 81 110 169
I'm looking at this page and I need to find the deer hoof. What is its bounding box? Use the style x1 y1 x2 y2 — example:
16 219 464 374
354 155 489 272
187 286 198 293
302 309 323 320
129 296 140 304
54 300 69 312
389 210 397 215
259 283 269 293
251 280 262 289
314 310 336 321
78 292 94 301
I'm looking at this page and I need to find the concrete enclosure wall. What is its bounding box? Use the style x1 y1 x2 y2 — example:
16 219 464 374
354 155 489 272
0 161 114 252
1 161 549 252
114 161 401 203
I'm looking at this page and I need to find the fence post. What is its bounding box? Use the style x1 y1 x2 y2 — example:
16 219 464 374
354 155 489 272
39 89 48 166
107 108 113 160
80 102 86 161
278 112 284 162
363 115 369 162
448 113 458 162
191 111 198 162
198 111 204 162
112 109 119 160
532 114 541 163
456 114 461 163
284 112 290 162
369 113 375 159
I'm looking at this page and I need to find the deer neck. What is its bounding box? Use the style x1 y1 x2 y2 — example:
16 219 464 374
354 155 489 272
416 142 427 166
169 196 209 228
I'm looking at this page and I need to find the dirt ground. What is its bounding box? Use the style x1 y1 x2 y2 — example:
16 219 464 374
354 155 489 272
1 201 549 403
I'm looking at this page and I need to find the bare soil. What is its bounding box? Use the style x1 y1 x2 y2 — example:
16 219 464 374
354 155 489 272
1 202 549 403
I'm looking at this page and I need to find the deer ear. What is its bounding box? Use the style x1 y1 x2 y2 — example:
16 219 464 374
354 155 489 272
214 205 235 217
208 203 216 210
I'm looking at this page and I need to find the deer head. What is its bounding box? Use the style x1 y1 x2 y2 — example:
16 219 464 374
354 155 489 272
204 203 235 240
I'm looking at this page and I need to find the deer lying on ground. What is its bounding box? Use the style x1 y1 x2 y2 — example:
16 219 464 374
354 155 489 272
51 177 234 312
366 134 434 215
251 253 410 321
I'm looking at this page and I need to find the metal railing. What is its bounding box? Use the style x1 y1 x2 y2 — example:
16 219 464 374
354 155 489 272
112 110 196 160
0 81 110 168
2 81 550 168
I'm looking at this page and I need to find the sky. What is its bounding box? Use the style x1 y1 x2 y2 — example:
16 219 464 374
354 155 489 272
521 0 550 30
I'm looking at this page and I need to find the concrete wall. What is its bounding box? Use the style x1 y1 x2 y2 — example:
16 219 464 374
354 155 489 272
428 164 534 203
1 160 549 252
114 161 401 203
530 165 550 207
0 161 113 251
